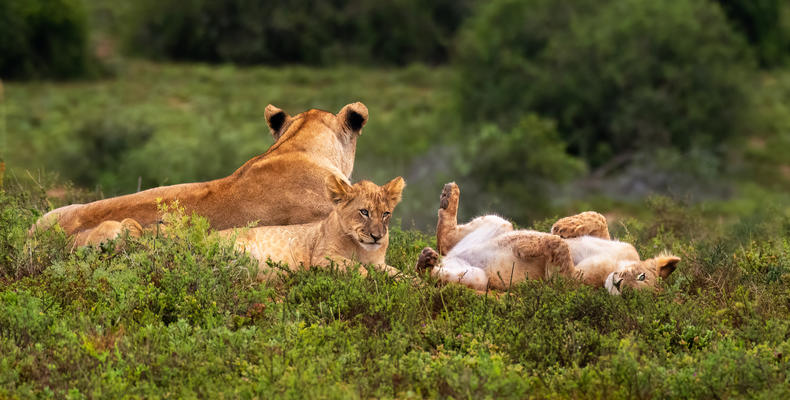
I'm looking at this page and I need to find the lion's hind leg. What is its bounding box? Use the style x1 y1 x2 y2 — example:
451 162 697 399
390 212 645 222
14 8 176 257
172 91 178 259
504 231 579 281
436 182 514 255
436 182 463 255
550 211 610 240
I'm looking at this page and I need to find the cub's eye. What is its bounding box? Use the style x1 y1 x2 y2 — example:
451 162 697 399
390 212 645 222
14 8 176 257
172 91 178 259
382 211 391 219
637 273 646 281
359 209 369 217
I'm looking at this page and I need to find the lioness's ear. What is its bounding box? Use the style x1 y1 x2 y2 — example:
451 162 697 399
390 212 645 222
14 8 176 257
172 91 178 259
337 102 368 134
265 104 290 141
383 176 406 206
655 255 680 279
326 174 353 204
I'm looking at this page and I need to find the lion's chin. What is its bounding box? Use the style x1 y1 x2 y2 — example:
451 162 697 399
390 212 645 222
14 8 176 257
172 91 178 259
358 242 382 251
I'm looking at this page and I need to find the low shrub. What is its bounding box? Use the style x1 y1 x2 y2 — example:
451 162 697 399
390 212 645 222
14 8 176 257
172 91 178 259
0 189 69 280
2 186 790 397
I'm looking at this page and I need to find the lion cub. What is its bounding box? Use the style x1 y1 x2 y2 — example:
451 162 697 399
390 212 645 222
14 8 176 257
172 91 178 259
225 176 405 281
416 183 679 295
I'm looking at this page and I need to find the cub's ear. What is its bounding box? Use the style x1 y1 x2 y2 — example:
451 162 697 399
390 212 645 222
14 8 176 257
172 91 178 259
655 255 681 279
265 104 290 141
337 102 368 134
383 176 406 206
326 174 353 204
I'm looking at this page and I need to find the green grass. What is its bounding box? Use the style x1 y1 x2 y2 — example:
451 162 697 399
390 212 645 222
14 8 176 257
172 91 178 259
2 188 790 398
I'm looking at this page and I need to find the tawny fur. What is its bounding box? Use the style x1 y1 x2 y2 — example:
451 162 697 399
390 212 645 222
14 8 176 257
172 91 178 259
72 218 143 251
224 176 405 281
551 211 610 240
31 103 370 246
418 182 679 294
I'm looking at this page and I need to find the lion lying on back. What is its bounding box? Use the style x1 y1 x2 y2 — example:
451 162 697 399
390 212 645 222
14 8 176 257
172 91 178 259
222 176 406 281
416 183 680 295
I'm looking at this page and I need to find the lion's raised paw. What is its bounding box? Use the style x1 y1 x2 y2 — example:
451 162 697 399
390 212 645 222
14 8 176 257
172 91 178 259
439 182 459 210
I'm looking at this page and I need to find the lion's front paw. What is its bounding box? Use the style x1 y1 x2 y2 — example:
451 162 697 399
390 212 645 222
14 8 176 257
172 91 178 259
416 247 440 273
439 182 460 210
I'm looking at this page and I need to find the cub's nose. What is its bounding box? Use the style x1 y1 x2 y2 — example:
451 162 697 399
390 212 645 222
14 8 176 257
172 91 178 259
371 233 382 243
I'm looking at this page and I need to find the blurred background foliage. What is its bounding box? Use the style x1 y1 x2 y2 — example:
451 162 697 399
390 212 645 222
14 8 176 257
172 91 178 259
123 0 476 66
456 0 751 165
1 0 790 227
0 0 100 79
716 0 790 67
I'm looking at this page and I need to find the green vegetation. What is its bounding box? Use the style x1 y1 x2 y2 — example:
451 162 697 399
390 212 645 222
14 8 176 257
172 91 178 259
716 0 790 67
2 187 790 398
455 0 751 167
459 115 586 221
0 0 100 80
122 0 475 65
445 0 790 216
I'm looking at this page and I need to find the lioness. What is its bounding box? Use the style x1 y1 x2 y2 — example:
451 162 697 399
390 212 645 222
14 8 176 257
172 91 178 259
32 102 370 245
416 183 679 295
224 175 405 281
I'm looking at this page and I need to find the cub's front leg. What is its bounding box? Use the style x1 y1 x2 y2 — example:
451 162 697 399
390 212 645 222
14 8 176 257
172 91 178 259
415 247 441 274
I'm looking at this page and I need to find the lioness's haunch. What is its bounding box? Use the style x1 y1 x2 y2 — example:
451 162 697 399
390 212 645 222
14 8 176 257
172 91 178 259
31 102 370 245
416 183 679 295
224 176 405 281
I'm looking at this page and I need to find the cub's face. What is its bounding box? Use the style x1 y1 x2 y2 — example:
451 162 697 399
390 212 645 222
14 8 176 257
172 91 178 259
327 176 405 252
604 255 680 295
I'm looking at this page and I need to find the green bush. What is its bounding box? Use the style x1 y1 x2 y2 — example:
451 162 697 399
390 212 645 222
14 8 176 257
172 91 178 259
60 118 154 191
0 189 69 280
458 115 586 222
49 115 241 196
0 0 98 79
716 0 790 68
123 0 475 65
455 0 752 167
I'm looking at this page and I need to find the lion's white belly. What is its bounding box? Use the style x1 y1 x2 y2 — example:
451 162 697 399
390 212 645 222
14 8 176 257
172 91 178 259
446 215 513 268
565 236 638 265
